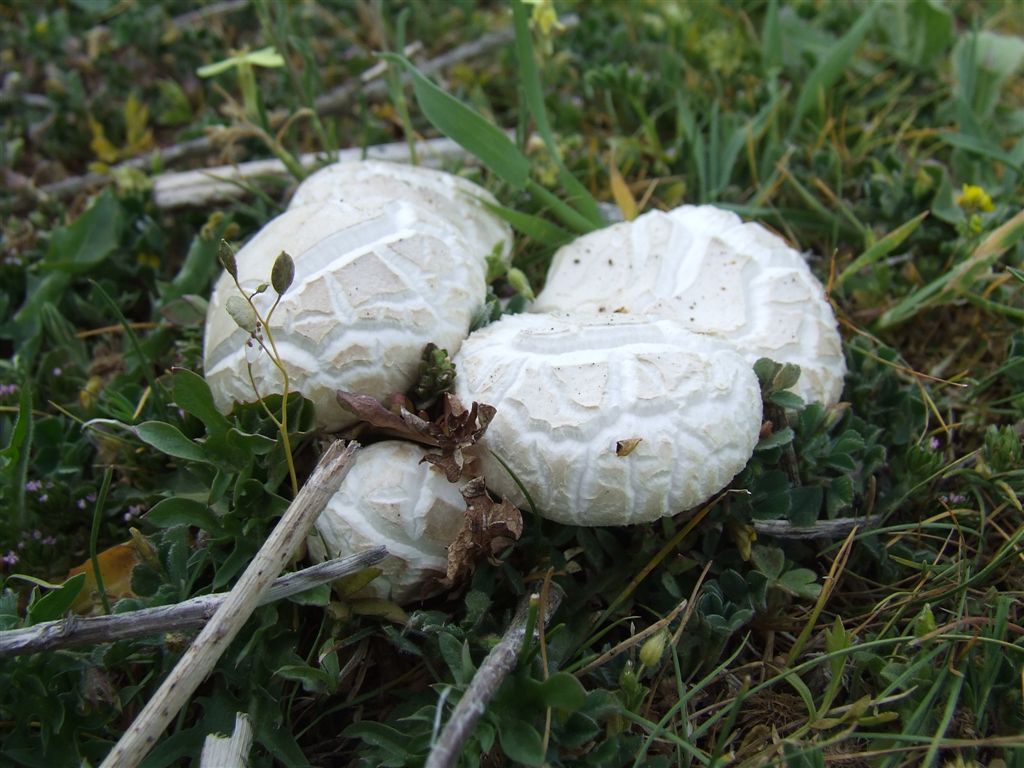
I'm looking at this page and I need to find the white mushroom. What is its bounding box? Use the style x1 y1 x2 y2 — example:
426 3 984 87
452 312 763 526
533 205 845 406
307 441 465 603
204 199 488 430
290 159 512 263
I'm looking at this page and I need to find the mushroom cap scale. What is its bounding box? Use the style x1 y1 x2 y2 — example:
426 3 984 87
453 313 763 526
204 200 486 430
533 205 845 406
308 441 466 603
290 159 513 263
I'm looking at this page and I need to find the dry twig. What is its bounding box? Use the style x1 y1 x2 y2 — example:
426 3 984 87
99 441 359 768
199 712 253 768
0 547 385 659
425 585 565 768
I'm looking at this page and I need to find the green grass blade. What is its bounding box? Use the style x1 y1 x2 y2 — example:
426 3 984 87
835 211 929 289
878 208 1024 328
762 0 782 71
790 3 880 134
512 0 604 228
483 201 574 248
381 53 530 189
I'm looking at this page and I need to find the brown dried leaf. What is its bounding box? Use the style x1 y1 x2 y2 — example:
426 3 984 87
615 437 643 457
445 476 523 585
339 390 496 483
336 390 439 446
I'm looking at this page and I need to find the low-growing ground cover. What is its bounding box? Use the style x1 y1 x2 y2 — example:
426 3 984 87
1 1 1023 765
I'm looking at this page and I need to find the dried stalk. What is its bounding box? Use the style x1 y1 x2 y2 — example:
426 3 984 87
0 547 385 659
752 515 882 540
99 440 359 768
151 134 489 209
200 712 253 768
32 14 577 204
425 585 565 768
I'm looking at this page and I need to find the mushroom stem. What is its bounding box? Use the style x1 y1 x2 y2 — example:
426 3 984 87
425 585 565 768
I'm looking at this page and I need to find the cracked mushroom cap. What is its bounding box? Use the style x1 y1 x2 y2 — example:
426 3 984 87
204 199 486 430
290 160 513 263
307 441 465 603
452 312 763 526
533 205 845 406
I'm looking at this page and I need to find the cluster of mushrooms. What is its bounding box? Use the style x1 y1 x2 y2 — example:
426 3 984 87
204 161 845 604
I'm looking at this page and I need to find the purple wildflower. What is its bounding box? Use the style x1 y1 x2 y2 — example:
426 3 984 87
2 551 18 566
42 536 57 546
25 480 42 492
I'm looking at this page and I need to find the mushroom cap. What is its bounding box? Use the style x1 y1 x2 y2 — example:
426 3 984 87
452 312 763 526
203 200 486 430
533 206 845 406
307 441 465 603
290 160 513 263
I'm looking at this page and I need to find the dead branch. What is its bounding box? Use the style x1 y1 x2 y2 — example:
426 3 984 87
0 547 385 659
425 585 565 768
99 440 359 768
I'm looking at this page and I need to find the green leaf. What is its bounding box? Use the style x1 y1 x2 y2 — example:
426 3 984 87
135 421 211 463
511 0 604 228
751 545 785 580
756 427 794 451
498 719 545 766
288 583 330 606
538 672 587 711
145 497 222 533
483 201 573 248
27 573 86 625
438 632 467 684
342 721 415 759
382 54 530 188
790 3 879 132
906 0 953 68
777 568 821 599
275 664 330 694
0 590 19 630
835 211 929 289
788 486 823 527
769 391 805 410
41 188 124 273
172 369 230 435
761 0 782 70
15 189 123 331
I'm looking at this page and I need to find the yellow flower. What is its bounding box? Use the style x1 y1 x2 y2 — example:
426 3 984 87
522 0 564 37
956 183 994 213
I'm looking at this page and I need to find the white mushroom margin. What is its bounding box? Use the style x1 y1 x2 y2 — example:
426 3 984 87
533 205 845 406
453 313 763 527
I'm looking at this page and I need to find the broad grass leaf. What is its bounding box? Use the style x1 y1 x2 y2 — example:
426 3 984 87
511 0 604 227
483 201 573 247
761 0 782 70
835 211 929 289
382 54 530 189
790 3 879 132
